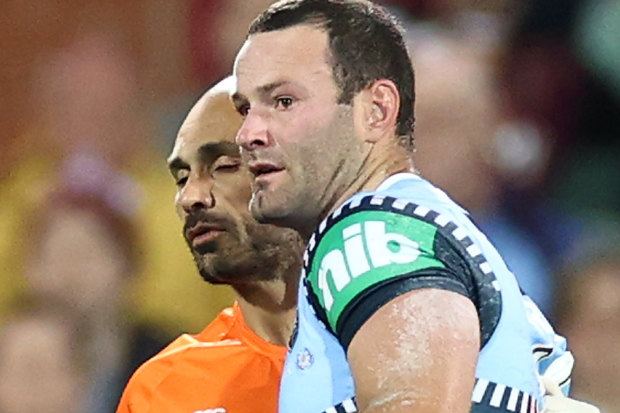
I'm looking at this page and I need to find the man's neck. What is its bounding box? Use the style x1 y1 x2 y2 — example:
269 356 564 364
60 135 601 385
326 137 415 219
233 276 299 347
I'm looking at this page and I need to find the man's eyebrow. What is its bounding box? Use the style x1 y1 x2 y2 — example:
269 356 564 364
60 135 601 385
257 80 289 96
197 141 239 159
167 141 240 174
232 80 290 103
167 156 188 175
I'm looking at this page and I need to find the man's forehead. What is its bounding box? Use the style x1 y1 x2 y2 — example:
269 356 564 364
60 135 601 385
168 137 240 170
234 25 331 91
170 92 242 157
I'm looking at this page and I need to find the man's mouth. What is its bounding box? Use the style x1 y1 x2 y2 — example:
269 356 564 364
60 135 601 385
186 224 225 247
248 162 284 179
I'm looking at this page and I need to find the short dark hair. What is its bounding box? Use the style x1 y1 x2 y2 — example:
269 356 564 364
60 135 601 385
249 0 415 148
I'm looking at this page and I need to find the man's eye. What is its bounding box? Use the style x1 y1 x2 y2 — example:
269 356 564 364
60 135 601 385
175 176 188 187
237 103 250 117
214 163 240 172
275 97 294 110
213 157 241 173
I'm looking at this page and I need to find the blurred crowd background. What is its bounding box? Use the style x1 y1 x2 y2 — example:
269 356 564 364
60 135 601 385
0 0 618 412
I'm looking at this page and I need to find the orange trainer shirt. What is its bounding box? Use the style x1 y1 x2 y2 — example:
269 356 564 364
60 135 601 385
116 302 287 413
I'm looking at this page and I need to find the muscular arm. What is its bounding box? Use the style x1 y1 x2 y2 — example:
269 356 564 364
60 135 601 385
347 288 480 413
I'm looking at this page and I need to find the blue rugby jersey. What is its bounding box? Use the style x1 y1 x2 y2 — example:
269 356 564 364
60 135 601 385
280 173 572 413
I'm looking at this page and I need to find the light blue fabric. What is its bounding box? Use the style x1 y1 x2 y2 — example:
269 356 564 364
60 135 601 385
280 173 570 413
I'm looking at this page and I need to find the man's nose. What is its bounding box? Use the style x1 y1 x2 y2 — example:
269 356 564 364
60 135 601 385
235 111 269 151
177 175 216 214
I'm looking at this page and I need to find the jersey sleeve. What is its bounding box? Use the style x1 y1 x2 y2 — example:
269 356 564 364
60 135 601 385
303 196 496 349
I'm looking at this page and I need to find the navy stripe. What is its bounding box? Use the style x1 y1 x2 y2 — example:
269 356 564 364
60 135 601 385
471 378 538 412
321 397 357 413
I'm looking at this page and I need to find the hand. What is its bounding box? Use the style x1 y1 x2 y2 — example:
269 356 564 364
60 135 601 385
541 376 600 413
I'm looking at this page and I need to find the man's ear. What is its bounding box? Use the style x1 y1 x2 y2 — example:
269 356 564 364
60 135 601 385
355 79 400 143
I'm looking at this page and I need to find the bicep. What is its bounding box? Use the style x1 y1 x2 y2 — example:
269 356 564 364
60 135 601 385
347 288 480 413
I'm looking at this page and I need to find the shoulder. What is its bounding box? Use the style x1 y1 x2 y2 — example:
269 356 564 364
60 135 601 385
117 307 286 412
124 333 244 388
315 173 464 247
302 173 505 347
117 320 250 410
120 308 243 393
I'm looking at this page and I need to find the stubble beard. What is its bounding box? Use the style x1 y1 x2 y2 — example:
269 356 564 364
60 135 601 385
191 219 303 286
250 180 313 234
250 104 360 234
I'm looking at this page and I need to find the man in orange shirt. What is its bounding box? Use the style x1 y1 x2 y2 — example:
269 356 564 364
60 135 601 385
116 76 304 413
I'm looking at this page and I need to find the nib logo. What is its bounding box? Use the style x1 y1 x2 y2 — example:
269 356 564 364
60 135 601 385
317 220 420 310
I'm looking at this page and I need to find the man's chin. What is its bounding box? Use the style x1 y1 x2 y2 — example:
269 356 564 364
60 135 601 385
192 254 226 285
192 240 218 255
191 241 250 285
250 194 295 227
198 269 227 285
